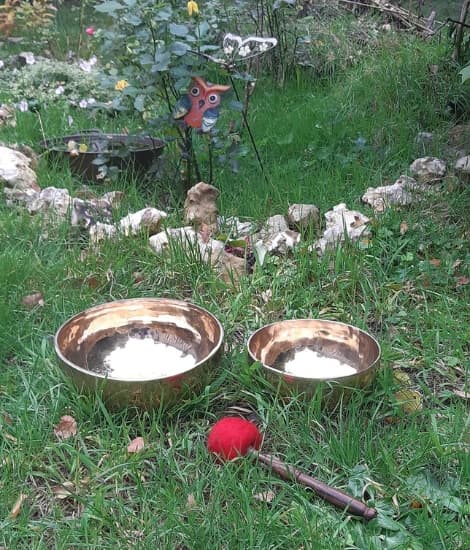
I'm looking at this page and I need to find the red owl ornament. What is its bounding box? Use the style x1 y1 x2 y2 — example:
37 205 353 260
173 77 231 133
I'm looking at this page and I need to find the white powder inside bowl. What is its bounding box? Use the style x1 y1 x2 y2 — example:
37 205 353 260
103 336 196 380
282 348 357 379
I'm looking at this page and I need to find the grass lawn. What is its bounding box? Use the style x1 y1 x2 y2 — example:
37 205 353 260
0 2 469 548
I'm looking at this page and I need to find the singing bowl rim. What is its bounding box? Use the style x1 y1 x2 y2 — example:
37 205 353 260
54 297 224 383
246 318 381 382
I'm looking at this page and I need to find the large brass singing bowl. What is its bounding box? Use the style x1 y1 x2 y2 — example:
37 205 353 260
247 319 381 403
54 298 224 409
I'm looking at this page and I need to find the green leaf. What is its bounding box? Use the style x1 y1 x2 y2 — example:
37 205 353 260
459 64 470 83
139 53 154 67
169 23 189 37
94 1 124 14
376 513 403 532
170 42 190 56
152 51 171 72
134 95 145 112
197 21 210 37
123 13 142 26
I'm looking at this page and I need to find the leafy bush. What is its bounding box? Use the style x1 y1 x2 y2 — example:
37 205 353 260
0 57 109 109
91 0 260 186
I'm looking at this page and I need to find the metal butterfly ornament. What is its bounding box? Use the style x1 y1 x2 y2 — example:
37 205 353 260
173 77 231 133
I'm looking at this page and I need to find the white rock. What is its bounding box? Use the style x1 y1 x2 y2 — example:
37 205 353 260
218 216 256 237
4 186 39 208
89 222 117 244
71 197 113 228
311 203 371 256
0 104 15 127
149 227 197 254
362 175 425 212
184 182 219 231
409 157 446 183
287 203 320 231
266 230 301 253
455 155 470 184
119 208 167 236
0 146 39 191
149 226 224 264
262 214 289 236
28 187 71 219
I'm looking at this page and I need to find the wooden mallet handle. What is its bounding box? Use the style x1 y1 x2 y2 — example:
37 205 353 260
252 450 377 520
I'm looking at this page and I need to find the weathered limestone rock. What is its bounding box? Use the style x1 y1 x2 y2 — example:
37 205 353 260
27 187 71 218
149 226 225 264
0 104 15 127
71 192 123 228
89 208 167 243
252 214 300 263
0 146 39 191
409 157 446 183
219 216 256 237
455 155 470 184
215 251 246 283
287 203 320 232
266 230 301 253
89 222 117 244
184 182 219 232
362 175 425 212
149 227 197 254
118 208 167 236
260 214 289 238
311 203 371 256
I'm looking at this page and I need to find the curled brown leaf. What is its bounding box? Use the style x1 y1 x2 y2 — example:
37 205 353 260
253 490 276 503
52 481 75 500
54 415 78 440
10 493 27 519
22 292 45 308
127 436 145 453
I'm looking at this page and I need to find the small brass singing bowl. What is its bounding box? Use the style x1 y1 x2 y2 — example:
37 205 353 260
54 298 224 410
247 319 381 404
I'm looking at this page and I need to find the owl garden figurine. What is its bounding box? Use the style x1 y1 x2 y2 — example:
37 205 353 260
173 77 231 133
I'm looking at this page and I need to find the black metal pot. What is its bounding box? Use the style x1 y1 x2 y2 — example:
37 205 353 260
41 130 165 181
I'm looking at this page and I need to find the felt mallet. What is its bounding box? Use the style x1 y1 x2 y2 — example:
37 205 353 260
207 416 377 520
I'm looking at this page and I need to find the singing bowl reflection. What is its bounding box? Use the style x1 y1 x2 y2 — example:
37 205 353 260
247 319 380 402
54 298 223 409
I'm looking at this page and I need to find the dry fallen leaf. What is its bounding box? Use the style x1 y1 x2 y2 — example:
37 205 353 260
455 276 470 287
452 389 470 400
186 493 196 510
253 490 276 503
10 493 27 518
410 499 423 509
22 292 45 308
452 259 462 271
393 369 412 387
84 275 100 289
127 436 145 453
2 412 13 425
52 481 75 500
429 258 441 267
133 271 145 284
395 389 423 414
54 415 78 439
399 221 408 235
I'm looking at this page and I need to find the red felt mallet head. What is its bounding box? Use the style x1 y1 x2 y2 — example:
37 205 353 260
207 417 263 461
